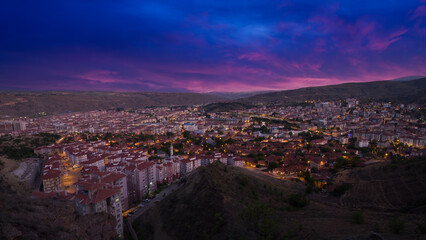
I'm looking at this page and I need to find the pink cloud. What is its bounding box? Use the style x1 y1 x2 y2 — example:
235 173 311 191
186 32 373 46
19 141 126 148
366 29 407 51
307 14 408 52
411 5 426 19
313 39 327 53
308 15 345 34
291 62 322 72
76 70 126 84
238 52 272 61
411 5 426 36
367 36 400 51
348 57 361 66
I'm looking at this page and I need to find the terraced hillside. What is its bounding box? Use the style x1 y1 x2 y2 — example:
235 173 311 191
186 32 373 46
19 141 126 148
337 158 426 212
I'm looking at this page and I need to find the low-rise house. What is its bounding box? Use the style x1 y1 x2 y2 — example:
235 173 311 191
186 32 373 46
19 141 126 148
355 139 369 148
311 138 328 146
227 157 244 167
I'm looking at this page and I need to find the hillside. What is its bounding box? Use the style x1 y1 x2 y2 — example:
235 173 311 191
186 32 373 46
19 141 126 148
392 76 425 82
0 158 117 240
133 162 426 240
208 91 275 100
239 78 426 105
202 102 254 113
0 91 225 117
330 158 426 213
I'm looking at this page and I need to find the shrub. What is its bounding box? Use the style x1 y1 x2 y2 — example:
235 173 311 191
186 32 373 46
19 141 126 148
333 183 352 197
352 211 365 224
388 218 405 234
373 223 380 232
305 185 313 194
237 176 248 186
288 193 308 208
417 223 426 234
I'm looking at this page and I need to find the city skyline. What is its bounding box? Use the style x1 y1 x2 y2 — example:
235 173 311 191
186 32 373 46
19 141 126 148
1 1 426 92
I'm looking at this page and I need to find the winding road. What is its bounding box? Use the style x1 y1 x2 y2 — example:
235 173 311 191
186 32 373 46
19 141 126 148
126 182 182 240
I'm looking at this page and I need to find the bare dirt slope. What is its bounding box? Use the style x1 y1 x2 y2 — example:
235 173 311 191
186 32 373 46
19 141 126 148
133 162 426 240
335 159 426 212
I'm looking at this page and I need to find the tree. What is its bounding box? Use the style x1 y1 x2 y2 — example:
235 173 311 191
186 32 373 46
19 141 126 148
103 132 113 140
370 139 378 148
288 193 308 208
182 131 191 139
268 162 278 172
260 125 269 134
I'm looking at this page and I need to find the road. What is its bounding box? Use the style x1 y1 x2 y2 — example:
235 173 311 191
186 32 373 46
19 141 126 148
126 181 183 240
59 155 81 194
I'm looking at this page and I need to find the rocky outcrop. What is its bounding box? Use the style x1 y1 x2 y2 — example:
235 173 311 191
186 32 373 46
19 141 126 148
12 158 40 190
0 183 117 240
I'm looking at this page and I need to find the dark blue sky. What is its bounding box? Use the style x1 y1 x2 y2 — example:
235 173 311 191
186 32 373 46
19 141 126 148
1 0 425 92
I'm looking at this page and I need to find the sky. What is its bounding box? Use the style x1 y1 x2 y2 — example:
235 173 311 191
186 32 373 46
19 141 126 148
0 0 426 93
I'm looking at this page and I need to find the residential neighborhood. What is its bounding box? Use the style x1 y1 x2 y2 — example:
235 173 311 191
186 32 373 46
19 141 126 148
1 98 425 238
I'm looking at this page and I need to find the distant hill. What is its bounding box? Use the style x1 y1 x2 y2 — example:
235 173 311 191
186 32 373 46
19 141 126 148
133 162 426 239
202 102 254 113
208 91 275 100
391 76 425 82
238 78 426 105
0 91 225 117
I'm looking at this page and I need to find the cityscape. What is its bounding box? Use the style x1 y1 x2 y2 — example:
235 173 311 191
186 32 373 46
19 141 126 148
1 0 426 240
1 95 425 239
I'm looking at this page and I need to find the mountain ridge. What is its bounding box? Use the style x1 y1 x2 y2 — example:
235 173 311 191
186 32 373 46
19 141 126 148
237 78 426 105
0 91 225 117
1 78 425 117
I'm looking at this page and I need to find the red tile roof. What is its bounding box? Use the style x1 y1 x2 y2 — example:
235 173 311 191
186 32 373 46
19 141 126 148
41 169 61 180
92 187 120 203
101 172 126 184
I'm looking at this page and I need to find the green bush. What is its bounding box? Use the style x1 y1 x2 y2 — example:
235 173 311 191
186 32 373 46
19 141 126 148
417 222 426 234
352 211 365 224
333 183 352 197
237 176 248 186
388 218 405 234
288 193 308 208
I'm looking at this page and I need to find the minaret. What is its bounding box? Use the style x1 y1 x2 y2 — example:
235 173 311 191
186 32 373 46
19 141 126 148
170 143 173 157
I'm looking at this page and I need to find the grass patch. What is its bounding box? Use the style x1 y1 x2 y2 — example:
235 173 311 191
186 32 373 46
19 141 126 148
288 193 308 208
351 210 365 224
417 222 426 234
388 218 405 235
